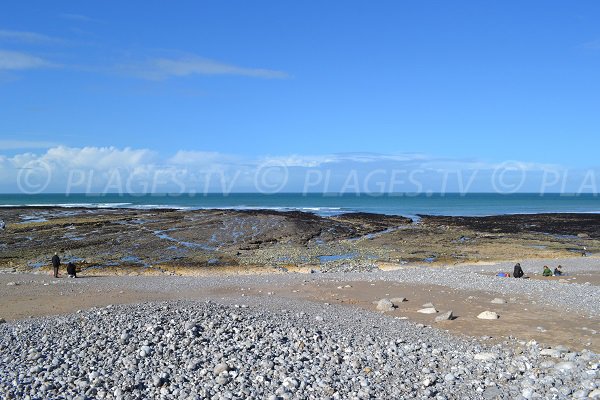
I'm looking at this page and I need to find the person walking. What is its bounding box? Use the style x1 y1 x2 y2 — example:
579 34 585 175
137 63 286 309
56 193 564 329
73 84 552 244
51 252 60 278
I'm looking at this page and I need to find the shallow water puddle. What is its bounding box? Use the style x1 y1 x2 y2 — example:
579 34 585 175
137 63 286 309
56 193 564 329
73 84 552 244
153 230 216 251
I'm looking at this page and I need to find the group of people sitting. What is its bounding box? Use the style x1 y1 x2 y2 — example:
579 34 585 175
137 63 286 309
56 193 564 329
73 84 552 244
508 263 565 278
543 265 564 276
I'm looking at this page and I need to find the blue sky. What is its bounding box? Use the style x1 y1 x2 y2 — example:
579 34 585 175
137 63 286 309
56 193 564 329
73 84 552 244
1 1 600 193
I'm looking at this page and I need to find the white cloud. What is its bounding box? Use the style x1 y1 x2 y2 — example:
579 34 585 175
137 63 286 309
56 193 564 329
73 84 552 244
421 159 562 172
325 152 430 164
0 140 60 150
168 150 241 167
127 56 289 80
0 30 63 44
0 50 54 70
256 153 435 168
258 155 335 168
0 146 593 194
43 146 158 169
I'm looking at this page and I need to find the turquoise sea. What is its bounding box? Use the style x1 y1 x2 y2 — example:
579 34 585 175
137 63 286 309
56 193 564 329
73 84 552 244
1 193 599 217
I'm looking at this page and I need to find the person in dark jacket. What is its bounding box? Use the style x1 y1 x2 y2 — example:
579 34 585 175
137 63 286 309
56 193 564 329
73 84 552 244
51 252 60 278
554 265 563 276
513 263 524 278
67 262 77 278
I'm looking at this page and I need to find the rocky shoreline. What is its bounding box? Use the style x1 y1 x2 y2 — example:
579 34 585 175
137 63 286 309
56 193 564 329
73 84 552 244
1 207 599 275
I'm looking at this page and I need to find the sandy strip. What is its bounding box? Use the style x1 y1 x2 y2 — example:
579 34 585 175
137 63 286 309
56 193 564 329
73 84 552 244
1 257 598 354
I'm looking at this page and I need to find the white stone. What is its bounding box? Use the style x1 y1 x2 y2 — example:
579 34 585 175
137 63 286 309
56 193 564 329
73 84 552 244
522 387 534 399
139 345 152 357
390 297 406 306
213 362 230 375
474 352 498 361
554 361 577 373
491 298 506 304
477 311 499 320
376 299 395 312
444 373 455 382
283 377 299 389
435 311 453 322
417 307 438 314
553 345 569 353
540 349 562 358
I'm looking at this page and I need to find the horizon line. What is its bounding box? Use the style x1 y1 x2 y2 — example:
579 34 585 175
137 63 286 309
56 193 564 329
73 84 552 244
0 192 599 196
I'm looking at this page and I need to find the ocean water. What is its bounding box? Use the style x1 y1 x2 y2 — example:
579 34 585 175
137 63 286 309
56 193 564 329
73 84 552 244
1 193 599 217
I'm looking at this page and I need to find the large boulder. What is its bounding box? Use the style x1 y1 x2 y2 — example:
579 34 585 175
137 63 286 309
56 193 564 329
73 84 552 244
477 311 500 320
435 311 453 322
376 299 395 312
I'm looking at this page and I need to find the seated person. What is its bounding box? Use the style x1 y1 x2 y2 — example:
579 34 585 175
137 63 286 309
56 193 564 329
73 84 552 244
542 265 552 276
554 265 564 276
513 263 524 278
67 262 77 278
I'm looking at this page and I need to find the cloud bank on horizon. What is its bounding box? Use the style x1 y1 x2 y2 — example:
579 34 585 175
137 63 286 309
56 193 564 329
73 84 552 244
1 146 598 195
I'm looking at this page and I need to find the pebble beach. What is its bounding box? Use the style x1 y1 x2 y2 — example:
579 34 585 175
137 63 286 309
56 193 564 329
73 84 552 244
1 257 599 399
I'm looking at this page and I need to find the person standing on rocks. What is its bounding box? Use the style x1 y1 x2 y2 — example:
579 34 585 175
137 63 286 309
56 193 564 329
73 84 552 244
51 252 60 278
513 263 524 278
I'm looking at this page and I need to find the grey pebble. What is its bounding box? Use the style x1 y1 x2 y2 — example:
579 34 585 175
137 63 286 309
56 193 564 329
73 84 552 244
0 269 597 400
